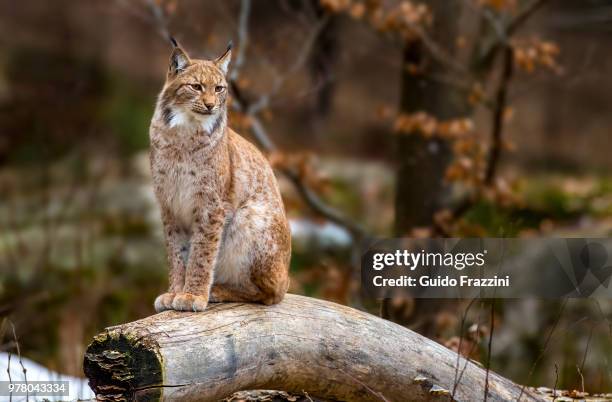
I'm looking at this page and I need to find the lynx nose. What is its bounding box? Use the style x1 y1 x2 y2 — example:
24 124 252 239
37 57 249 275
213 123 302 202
204 103 214 111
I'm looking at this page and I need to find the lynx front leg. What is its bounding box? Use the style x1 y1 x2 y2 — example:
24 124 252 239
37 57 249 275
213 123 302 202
173 205 225 312
154 208 187 312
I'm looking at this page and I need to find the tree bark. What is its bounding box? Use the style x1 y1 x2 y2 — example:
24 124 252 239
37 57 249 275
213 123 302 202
391 0 473 335
84 294 545 402
394 0 470 235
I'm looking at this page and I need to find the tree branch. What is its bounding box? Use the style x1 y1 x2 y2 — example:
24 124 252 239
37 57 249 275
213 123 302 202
227 1 366 238
507 0 550 36
229 0 251 82
484 44 514 185
247 15 330 115
231 82 366 238
432 0 548 235
475 0 551 69
432 44 514 236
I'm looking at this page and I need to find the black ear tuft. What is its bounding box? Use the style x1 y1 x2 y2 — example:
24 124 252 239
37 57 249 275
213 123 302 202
170 36 178 48
214 42 232 75
226 41 233 52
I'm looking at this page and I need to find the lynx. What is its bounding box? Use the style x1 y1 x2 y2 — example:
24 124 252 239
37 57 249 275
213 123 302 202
149 41 290 312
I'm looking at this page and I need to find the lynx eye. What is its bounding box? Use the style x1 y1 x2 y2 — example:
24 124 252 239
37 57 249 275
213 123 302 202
215 85 225 93
189 84 202 91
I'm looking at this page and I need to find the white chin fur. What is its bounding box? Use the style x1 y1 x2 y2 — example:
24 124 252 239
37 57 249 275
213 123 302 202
199 114 218 133
169 109 217 132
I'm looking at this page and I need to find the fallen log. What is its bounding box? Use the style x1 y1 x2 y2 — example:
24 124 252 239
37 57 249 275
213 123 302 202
83 294 545 402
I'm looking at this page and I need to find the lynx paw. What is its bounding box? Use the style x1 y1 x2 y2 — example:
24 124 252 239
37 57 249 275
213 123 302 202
154 292 176 312
172 292 209 312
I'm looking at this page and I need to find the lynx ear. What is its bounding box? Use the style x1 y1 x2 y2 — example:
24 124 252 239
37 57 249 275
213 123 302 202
168 40 191 77
214 42 232 75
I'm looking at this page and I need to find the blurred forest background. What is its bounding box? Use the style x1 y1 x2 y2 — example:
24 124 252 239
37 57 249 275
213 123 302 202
0 0 611 397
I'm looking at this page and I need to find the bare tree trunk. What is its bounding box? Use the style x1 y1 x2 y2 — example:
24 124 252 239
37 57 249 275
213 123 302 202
84 294 545 402
390 0 472 334
394 0 470 235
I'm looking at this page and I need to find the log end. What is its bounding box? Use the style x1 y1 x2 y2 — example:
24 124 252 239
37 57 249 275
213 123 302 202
83 329 163 401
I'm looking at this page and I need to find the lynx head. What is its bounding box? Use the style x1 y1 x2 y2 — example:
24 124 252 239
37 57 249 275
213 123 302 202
158 40 232 131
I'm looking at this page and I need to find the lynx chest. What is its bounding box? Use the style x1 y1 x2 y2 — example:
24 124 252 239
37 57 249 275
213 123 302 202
153 151 201 229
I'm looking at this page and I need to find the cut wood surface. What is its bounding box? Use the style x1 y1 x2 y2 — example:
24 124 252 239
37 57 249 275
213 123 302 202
83 294 546 402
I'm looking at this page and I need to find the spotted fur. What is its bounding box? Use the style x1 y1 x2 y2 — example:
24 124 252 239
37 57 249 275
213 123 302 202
150 43 290 312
